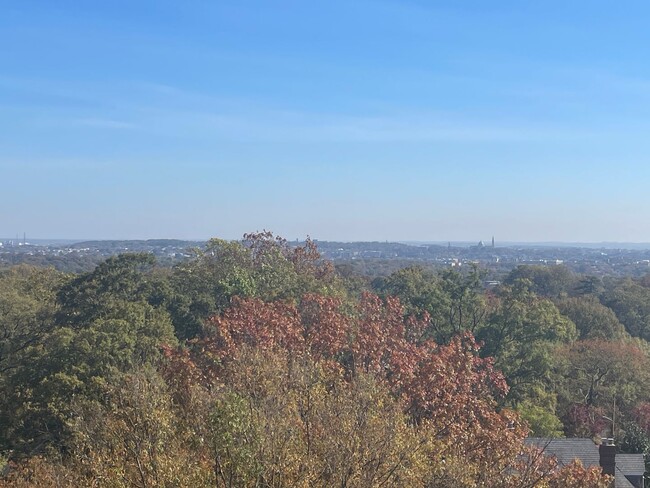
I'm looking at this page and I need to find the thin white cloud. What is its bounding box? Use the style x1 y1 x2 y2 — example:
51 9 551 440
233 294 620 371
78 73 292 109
132 105 597 143
0 76 613 143
100 80 606 142
0 157 114 171
72 118 138 130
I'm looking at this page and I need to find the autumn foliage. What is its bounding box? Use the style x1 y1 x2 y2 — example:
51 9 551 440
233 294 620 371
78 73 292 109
0 238 624 487
154 292 610 487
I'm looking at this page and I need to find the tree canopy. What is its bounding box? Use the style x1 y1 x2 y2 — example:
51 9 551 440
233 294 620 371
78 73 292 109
1 237 641 487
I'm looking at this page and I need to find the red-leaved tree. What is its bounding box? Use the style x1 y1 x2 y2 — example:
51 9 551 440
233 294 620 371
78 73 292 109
159 292 610 487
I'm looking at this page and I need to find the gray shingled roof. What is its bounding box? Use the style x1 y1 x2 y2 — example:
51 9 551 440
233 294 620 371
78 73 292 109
525 438 601 468
617 454 645 476
525 438 645 488
615 469 636 488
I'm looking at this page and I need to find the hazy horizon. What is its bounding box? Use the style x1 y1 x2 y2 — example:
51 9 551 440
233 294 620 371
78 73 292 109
7 235 650 251
4 1 650 241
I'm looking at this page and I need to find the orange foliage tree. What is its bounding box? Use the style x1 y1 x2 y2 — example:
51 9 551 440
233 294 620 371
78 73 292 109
160 292 610 487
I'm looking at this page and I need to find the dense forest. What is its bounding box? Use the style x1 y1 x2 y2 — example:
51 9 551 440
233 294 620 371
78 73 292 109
3 232 650 486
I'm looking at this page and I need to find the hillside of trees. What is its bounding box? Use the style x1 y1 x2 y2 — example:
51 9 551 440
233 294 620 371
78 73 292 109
4 232 650 486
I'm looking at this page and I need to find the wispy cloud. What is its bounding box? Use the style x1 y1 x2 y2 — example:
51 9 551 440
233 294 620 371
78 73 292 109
0 76 616 144
0 157 115 171
128 103 598 144
72 118 138 130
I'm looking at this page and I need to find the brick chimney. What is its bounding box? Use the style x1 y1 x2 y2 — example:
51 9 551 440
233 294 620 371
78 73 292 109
599 441 616 477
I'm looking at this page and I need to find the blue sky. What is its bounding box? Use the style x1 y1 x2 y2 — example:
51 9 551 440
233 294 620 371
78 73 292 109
3 1 650 242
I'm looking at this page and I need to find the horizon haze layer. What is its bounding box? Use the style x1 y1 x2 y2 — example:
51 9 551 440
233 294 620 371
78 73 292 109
6 236 650 251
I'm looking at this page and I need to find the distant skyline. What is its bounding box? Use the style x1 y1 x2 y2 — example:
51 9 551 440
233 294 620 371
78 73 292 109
4 1 650 242
6 237 650 251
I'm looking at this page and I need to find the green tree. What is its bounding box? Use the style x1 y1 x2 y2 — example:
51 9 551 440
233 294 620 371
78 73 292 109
4 301 176 455
477 279 577 406
2 255 177 456
0 266 66 377
169 233 343 340
505 265 576 299
557 295 627 340
373 266 445 334
573 275 604 296
554 339 650 436
516 398 564 438
438 265 488 340
0 266 67 453
375 266 487 343
601 278 650 340
56 253 160 328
